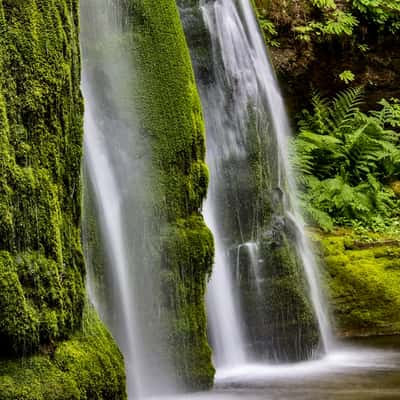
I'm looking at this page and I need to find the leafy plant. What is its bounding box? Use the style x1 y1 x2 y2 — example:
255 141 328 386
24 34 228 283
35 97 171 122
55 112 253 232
352 0 400 32
255 8 280 47
339 70 355 84
292 89 400 231
311 0 336 9
357 43 369 52
294 11 358 41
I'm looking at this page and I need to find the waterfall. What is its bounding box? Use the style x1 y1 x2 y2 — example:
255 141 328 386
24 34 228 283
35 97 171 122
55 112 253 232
80 0 334 393
179 0 333 365
80 1 178 397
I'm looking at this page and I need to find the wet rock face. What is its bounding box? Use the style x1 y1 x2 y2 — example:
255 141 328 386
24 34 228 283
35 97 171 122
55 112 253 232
178 0 321 363
232 215 321 363
177 0 215 86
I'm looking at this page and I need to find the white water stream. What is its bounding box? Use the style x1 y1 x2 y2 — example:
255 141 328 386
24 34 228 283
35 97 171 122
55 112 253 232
80 1 175 398
199 0 334 362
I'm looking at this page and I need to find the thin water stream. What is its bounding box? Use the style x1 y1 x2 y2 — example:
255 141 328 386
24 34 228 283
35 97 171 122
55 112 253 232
81 1 177 397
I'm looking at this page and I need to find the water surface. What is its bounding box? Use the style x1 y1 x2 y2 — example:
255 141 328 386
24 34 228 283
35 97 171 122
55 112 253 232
152 337 400 399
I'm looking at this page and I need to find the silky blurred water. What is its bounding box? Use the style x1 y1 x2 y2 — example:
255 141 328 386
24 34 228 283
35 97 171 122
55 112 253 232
149 337 400 400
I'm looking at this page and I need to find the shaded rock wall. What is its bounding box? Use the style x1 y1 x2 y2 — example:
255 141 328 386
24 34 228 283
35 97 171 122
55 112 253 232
254 0 400 117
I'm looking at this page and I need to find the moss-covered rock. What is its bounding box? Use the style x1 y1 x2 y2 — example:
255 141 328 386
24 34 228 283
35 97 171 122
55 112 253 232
0 0 84 356
81 0 215 391
0 1 126 398
0 304 126 400
178 0 320 362
127 1 215 389
311 229 400 337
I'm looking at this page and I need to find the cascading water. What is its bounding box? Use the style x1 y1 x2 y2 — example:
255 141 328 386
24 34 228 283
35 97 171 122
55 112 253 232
179 0 333 365
80 1 179 397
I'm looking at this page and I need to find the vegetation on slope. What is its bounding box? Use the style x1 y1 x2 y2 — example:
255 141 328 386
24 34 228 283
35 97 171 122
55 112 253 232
292 88 400 232
254 0 400 114
252 0 400 338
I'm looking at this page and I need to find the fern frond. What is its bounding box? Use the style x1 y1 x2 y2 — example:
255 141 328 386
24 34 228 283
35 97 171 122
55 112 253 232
298 90 330 134
330 86 364 134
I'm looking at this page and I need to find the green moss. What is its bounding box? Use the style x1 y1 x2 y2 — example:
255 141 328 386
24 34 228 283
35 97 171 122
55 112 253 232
0 0 84 355
128 1 215 389
79 0 214 391
0 1 126 398
311 229 400 337
241 233 321 361
160 216 214 388
0 304 126 400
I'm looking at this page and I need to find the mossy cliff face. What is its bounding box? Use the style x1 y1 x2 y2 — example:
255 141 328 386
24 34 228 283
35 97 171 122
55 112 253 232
311 229 400 337
81 0 215 391
178 0 320 362
0 0 84 355
0 1 126 398
129 1 215 389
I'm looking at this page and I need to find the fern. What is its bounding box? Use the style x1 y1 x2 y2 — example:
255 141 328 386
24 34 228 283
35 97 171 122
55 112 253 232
371 98 400 129
294 10 359 41
329 86 364 134
322 11 359 35
293 91 400 231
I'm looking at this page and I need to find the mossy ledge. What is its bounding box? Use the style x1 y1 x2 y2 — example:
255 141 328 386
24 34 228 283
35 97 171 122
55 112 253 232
0 1 126 398
310 229 400 338
0 303 126 400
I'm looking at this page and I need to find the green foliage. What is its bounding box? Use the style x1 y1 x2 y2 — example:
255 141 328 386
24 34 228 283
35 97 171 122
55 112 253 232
339 70 355 84
357 43 370 52
293 89 400 231
294 10 359 41
311 0 336 9
352 0 400 32
290 0 399 43
255 8 280 47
